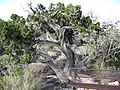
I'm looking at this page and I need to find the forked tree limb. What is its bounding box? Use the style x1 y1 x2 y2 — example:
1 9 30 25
37 51 69 83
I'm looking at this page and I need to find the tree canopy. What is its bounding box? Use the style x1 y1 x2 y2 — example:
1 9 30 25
1 2 120 84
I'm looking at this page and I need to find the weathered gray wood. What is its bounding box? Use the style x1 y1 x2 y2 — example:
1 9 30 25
68 68 120 89
68 80 120 90
69 68 120 80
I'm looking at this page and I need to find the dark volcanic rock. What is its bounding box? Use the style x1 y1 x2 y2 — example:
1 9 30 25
40 76 61 90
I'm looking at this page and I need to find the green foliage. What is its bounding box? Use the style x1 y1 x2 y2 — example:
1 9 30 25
48 45 54 50
76 16 100 34
0 14 36 63
0 55 12 64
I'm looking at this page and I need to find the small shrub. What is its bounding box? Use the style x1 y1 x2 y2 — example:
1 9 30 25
0 63 39 90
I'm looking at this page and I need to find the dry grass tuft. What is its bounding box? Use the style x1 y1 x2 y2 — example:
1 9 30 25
0 63 40 90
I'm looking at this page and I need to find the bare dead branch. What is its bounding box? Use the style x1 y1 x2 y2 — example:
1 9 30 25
35 51 69 83
47 22 61 38
27 1 36 14
51 9 61 18
34 39 59 46
46 29 58 42
59 28 75 70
